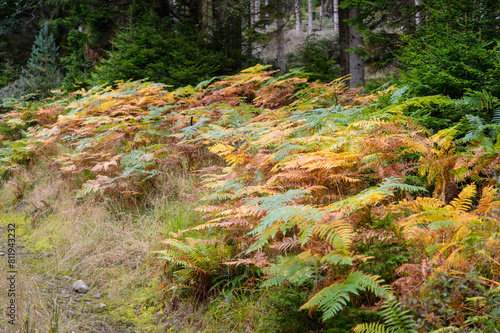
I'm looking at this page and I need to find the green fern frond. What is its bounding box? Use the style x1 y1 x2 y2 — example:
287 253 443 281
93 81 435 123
353 322 395 333
354 298 417 333
379 299 417 332
261 252 320 287
245 189 311 213
321 250 354 266
300 271 391 320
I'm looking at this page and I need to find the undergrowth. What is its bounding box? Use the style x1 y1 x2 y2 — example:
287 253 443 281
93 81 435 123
1 65 500 332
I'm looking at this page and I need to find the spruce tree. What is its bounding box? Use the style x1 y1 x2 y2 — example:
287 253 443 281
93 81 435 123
20 22 61 97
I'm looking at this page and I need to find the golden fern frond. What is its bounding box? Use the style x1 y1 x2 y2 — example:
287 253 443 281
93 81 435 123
398 197 446 212
209 143 235 156
314 220 354 249
446 184 476 212
443 247 470 271
399 136 430 155
328 174 361 183
474 185 499 214
283 152 360 172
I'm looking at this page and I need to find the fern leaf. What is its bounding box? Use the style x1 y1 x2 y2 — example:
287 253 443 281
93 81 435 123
261 251 319 287
446 184 476 212
474 185 498 214
300 271 391 320
353 323 394 333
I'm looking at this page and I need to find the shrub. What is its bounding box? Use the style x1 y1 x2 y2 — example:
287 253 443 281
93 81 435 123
18 22 62 98
397 0 500 99
287 34 341 82
94 14 226 87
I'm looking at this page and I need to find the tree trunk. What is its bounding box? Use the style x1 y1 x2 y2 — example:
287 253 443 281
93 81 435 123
415 0 421 25
338 1 349 76
295 0 301 32
264 0 269 32
319 0 324 30
333 0 339 31
348 7 364 87
307 0 313 34
187 0 203 29
276 17 286 72
255 0 260 27
250 0 255 27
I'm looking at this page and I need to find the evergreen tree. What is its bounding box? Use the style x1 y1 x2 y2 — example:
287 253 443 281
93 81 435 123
19 22 61 97
398 0 500 99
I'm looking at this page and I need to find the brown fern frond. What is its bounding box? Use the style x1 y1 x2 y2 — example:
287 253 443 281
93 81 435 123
269 235 300 252
224 250 269 268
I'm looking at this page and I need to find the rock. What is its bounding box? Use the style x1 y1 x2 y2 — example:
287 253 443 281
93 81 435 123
92 293 102 299
95 303 107 310
72 280 89 293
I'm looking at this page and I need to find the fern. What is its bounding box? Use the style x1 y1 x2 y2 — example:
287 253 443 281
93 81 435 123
261 252 320 287
300 271 392 320
353 323 396 333
353 298 417 333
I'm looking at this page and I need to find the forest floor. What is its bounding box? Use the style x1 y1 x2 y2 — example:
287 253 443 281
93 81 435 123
0 167 204 332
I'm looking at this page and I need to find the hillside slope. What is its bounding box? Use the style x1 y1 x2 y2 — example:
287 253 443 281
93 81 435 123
1 65 499 332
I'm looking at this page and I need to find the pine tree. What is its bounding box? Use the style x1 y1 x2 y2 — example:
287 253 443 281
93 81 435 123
20 22 61 97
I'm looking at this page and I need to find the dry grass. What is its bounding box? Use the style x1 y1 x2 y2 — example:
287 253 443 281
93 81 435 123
0 166 204 332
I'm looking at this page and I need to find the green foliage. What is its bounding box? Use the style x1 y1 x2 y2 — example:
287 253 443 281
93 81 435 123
356 237 417 284
263 286 324 333
287 34 341 82
407 270 500 332
0 138 32 176
382 88 500 132
353 299 417 333
397 0 500 99
19 22 62 98
94 14 226 88
0 54 18 90
60 29 94 91
300 271 392 320
340 0 420 67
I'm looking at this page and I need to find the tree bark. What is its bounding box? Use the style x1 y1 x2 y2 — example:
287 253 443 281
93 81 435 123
307 0 313 34
348 7 364 87
319 0 324 30
338 1 349 76
250 0 255 27
255 0 260 27
295 0 301 32
264 0 269 32
276 17 286 72
415 0 421 25
333 0 339 31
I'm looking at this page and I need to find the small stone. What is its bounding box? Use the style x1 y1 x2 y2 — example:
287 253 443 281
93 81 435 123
92 293 102 299
95 303 107 310
72 280 89 293
0 251 5 256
